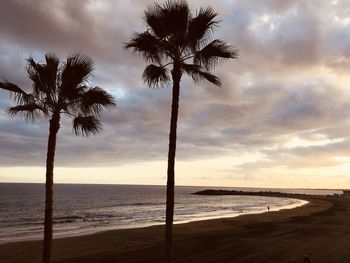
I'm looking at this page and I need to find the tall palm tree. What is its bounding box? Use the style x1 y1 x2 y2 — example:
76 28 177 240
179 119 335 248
125 1 238 261
0 53 116 263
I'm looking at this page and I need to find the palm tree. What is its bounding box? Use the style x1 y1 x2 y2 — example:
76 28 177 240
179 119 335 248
125 1 238 261
0 53 116 263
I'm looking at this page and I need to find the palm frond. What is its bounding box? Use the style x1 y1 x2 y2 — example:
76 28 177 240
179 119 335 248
61 53 94 99
80 87 116 115
0 80 34 104
45 53 60 66
26 56 49 97
73 115 102 136
182 63 221 86
26 54 60 100
142 64 170 88
26 57 40 81
161 0 189 36
187 7 218 50
0 81 26 94
60 85 88 115
144 3 166 38
44 53 59 92
194 39 238 69
196 71 221 86
144 1 189 38
7 103 44 121
124 32 163 62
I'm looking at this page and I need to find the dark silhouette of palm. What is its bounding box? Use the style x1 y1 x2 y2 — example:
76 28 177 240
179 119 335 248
0 53 116 263
125 1 238 261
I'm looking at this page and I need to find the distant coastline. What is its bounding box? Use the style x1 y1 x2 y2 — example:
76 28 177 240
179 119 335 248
192 189 344 197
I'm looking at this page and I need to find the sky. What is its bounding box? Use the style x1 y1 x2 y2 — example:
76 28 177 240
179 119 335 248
0 0 350 189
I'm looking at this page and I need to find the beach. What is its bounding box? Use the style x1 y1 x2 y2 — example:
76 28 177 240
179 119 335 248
1 193 348 263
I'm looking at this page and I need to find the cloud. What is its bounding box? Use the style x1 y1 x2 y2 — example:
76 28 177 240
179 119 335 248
0 0 350 183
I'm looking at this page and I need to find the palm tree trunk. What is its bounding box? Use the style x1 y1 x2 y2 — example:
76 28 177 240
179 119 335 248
42 113 60 263
165 61 182 263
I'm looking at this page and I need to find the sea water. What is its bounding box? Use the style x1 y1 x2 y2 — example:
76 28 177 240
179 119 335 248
0 183 341 244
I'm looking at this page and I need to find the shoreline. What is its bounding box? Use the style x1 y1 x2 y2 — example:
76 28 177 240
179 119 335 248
0 195 307 245
0 193 337 263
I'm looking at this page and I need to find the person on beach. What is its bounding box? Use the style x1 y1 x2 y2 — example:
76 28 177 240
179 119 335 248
267 206 270 211
303 254 311 263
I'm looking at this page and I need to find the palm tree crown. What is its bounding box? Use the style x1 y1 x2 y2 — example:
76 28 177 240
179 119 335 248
125 0 238 87
0 53 115 134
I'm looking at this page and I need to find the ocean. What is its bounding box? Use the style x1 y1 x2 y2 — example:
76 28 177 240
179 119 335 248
0 183 341 244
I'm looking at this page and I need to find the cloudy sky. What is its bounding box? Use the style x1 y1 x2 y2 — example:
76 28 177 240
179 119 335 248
1 0 350 188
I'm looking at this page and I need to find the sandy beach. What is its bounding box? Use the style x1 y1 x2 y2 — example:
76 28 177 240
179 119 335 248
2 193 349 263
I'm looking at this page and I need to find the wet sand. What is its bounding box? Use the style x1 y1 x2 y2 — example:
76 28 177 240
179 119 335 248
1 194 348 263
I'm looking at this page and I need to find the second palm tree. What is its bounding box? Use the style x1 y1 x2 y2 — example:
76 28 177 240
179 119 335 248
125 1 238 262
